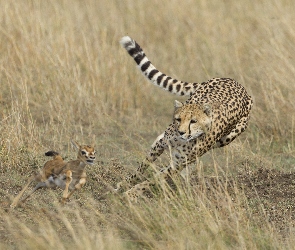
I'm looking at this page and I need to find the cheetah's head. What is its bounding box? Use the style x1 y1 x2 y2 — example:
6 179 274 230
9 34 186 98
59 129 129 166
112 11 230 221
173 100 212 141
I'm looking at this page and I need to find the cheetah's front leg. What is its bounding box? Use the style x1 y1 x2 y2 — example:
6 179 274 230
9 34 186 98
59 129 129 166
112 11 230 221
115 131 168 191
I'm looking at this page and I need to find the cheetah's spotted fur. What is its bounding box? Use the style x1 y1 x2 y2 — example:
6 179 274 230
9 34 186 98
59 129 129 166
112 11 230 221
118 36 253 201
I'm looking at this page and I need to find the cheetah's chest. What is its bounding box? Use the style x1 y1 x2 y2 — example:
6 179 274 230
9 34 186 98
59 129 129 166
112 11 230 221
170 139 208 166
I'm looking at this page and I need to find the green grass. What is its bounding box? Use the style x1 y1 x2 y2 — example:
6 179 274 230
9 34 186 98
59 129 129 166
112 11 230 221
1 0 295 249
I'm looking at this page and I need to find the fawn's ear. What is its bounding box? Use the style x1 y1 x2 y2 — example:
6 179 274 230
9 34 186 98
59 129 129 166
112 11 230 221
71 140 80 150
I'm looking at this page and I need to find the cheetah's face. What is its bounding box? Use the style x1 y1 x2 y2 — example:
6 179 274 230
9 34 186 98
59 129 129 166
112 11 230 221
173 101 212 141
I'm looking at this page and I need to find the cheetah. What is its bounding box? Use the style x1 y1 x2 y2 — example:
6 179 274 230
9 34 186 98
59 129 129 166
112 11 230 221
10 141 96 208
117 36 253 201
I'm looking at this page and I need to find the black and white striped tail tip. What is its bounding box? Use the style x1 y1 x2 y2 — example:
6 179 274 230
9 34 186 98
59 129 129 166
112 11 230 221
120 36 135 50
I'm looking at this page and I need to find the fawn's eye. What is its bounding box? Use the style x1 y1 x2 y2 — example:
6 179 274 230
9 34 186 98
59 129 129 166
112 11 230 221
81 150 87 155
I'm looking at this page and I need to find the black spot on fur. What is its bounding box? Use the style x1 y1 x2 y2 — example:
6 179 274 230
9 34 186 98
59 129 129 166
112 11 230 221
176 84 181 92
157 74 166 84
148 69 159 79
163 77 172 88
141 61 151 71
133 55 143 65
128 48 138 56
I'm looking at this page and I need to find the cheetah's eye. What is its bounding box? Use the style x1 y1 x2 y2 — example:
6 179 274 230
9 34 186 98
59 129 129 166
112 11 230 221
175 118 181 122
190 119 197 124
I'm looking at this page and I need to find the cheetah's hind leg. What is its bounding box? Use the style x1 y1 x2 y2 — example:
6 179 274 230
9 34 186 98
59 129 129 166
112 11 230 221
213 115 250 148
124 165 181 202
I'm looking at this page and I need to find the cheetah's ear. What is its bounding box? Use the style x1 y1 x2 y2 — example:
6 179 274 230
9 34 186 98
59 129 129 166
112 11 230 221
203 103 212 116
174 100 183 109
71 140 81 150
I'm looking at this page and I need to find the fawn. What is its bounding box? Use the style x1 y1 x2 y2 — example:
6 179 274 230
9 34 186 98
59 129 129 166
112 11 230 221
10 141 96 208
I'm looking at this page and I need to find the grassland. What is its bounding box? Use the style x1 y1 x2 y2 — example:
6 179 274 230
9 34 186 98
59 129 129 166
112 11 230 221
1 0 295 249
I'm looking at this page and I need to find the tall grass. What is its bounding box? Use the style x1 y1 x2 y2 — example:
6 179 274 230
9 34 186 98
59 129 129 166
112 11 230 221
1 0 295 248
1 175 284 249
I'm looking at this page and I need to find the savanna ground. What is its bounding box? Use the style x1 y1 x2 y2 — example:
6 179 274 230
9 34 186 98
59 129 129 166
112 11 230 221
1 0 295 249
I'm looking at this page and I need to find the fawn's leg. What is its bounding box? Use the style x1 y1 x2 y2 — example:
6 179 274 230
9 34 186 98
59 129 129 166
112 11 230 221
10 176 35 208
61 170 72 204
20 176 56 204
66 172 86 200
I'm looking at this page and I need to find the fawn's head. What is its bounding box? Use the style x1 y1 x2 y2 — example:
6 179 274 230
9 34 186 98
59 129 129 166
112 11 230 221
72 140 96 165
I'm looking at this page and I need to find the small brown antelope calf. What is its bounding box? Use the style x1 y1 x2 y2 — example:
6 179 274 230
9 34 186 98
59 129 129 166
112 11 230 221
10 141 96 208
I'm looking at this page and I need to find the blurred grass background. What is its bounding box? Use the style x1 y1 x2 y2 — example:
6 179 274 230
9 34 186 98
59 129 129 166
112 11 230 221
1 0 295 249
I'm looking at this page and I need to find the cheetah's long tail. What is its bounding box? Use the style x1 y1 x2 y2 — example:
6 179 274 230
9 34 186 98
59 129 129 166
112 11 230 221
120 36 197 96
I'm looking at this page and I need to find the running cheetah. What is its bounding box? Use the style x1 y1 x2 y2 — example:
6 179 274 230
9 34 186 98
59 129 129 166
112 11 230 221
118 36 253 201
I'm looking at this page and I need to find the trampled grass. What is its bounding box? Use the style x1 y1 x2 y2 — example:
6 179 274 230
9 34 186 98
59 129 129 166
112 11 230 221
1 0 295 249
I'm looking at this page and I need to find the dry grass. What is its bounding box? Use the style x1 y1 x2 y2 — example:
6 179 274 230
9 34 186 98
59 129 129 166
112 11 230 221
1 0 295 249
